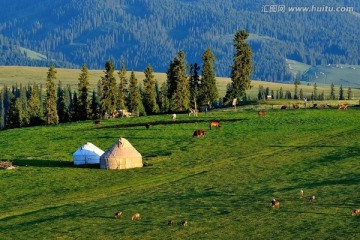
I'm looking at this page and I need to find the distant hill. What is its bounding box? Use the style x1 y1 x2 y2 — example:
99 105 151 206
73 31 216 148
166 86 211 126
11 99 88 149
0 0 359 84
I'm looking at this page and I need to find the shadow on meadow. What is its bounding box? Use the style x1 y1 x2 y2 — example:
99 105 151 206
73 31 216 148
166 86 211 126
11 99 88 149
12 159 97 169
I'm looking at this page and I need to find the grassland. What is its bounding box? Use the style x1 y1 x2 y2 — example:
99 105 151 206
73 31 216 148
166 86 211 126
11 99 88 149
0 107 360 239
1 66 360 100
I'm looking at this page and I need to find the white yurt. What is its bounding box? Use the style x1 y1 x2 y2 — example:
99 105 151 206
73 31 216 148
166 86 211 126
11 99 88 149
73 142 105 165
100 138 143 170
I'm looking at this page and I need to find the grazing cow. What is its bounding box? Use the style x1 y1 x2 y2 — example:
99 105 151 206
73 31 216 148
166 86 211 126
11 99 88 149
271 199 280 208
114 211 123 218
300 189 304 198
168 219 175 226
258 110 266 117
351 209 360 216
309 195 316 202
293 104 299 109
131 213 141 220
209 121 220 130
338 103 349 110
94 120 101 125
181 220 188 226
145 123 151 129
281 105 287 110
193 129 206 137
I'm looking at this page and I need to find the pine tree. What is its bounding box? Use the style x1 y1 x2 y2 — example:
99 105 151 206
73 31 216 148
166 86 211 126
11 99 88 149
0 91 4 129
159 82 170 113
189 63 201 110
19 84 29 126
27 84 44 126
143 64 159 114
225 30 253 102
78 64 91 120
71 92 81 121
99 60 117 118
57 88 71 123
299 88 304 100
6 97 21 129
128 71 145 115
313 83 318 100
167 50 190 112
117 60 128 110
199 48 218 107
339 84 344 100
330 83 336 100
347 87 352 100
45 65 59 125
294 80 300 99
90 90 100 119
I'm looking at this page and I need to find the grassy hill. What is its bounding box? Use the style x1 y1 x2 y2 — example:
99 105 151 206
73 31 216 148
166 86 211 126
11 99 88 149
1 66 360 100
0 108 360 239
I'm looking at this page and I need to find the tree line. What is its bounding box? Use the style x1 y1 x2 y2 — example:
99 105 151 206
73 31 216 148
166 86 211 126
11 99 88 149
0 30 252 130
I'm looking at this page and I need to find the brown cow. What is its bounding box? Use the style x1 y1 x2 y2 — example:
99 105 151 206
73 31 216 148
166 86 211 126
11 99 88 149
271 199 280 208
94 120 101 125
281 105 287 110
209 121 220 130
193 129 206 137
293 104 299 109
168 219 175 226
114 211 123 218
338 103 349 110
258 110 266 117
352 209 360 216
131 213 141 220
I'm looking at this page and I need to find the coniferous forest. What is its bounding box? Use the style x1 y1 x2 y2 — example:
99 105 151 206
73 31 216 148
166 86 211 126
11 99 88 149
0 0 359 82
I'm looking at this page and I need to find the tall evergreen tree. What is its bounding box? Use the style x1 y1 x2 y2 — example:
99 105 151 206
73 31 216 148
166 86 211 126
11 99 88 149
78 64 91 120
45 65 59 125
167 50 190 111
71 92 81 121
90 90 100 119
189 63 201 110
330 83 336 100
225 30 253 102
294 80 300 99
27 84 44 126
0 91 4 129
6 97 21 129
199 48 218 107
347 87 352 100
99 60 117 118
143 64 159 114
159 82 170 113
339 84 344 100
57 88 71 123
128 71 145 115
117 60 128 110
313 83 318 100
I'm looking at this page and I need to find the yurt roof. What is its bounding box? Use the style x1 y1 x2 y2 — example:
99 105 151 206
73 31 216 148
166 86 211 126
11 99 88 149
73 142 104 156
101 138 142 159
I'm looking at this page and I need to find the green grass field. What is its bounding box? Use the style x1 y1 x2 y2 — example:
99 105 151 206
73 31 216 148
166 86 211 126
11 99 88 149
1 66 360 100
1 108 360 239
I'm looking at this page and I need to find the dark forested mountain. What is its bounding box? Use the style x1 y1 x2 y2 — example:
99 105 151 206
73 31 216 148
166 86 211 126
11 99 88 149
0 0 359 82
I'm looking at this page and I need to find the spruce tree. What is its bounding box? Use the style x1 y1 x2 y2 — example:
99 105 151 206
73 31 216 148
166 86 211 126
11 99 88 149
159 82 170 113
57 88 71 123
71 92 81 121
167 50 190 111
330 83 336 100
128 71 145 116
27 84 44 126
78 64 91 120
117 60 128 110
199 48 218 107
90 90 100 119
6 97 21 129
313 83 318 100
143 64 159 114
0 91 4 129
339 84 344 100
189 63 201 110
45 65 59 125
225 30 253 103
99 60 117 118
347 87 352 100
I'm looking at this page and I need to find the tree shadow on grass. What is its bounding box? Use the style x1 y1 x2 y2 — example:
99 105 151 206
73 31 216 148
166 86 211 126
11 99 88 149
12 159 99 169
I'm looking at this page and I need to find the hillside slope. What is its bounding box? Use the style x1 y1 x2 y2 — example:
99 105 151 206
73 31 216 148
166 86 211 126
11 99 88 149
0 0 359 82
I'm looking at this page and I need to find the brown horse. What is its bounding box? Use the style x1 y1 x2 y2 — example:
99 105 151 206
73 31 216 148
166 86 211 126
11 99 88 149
209 121 220 130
